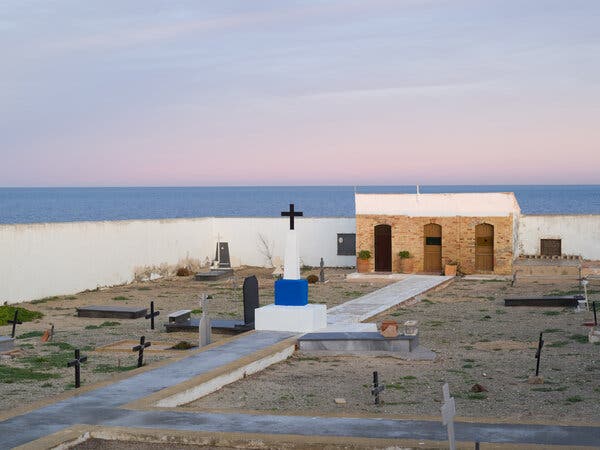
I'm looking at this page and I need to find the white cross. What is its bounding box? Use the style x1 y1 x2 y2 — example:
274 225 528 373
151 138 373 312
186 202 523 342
441 383 456 450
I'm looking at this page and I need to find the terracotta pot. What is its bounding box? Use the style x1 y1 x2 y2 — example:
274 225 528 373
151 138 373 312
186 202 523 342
399 258 414 274
357 258 370 273
444 264 457 276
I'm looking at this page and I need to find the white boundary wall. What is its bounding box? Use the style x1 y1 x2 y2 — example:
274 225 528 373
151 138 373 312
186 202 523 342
518 215 600 260
0 217 355 304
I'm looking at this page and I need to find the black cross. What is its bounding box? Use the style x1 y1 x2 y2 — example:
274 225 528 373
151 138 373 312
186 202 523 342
145 301 160 330
8 310 22 338
534 332 544 377
281 203 303 230
593 301 597 326
371 371 385 405
132 335 151 368
67 349 88 388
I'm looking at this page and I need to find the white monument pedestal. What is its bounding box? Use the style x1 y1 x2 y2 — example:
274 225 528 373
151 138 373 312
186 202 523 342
255 304 327 333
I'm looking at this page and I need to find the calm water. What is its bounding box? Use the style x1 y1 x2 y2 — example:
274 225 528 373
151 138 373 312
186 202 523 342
1 186 600 224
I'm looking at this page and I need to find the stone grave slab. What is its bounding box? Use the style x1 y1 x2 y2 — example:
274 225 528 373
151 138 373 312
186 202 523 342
76 305 147 319
0 336 15 352
95 339 194 353
194 268 234 281
504 295 581 307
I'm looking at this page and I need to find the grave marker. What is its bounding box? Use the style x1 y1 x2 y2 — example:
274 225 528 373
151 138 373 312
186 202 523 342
132 336 151 368
593 301 597 326
145 301 160 330
535 332 544 377
198 294 211 347
8 310 22 338
319 257 325 283
67 349 88 388
371 371 385 405
441 383 456 450
281 203 303 230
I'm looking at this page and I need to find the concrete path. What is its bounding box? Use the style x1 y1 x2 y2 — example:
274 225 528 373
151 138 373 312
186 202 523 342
327 275 452 326
3 278 600 449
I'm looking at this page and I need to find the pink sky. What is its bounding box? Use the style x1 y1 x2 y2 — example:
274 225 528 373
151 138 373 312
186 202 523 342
1 1 599 186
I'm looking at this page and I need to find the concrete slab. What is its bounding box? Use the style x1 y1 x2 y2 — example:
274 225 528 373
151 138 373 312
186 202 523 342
76 306 147 319
194 269 233 281
0 336 15 352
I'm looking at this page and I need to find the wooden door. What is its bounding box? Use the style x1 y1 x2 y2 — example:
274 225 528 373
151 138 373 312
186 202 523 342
475 223 494 271
423 223 442 272
374 224 392 272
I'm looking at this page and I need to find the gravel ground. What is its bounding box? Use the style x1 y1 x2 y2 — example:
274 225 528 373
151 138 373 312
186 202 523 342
0 267 390 412
184 278 600 424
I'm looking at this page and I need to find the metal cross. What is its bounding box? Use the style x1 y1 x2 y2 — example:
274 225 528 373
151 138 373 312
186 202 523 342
8 310 22 338
281 203 303 230
593 301 597 326
67 349 88 388
371 371 385 405
132 335 151 368
145 301 160 330
535 332 544 377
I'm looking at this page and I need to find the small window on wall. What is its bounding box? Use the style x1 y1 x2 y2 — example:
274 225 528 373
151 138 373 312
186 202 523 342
540 239 561 256
426 236 442 246
337 233 356 256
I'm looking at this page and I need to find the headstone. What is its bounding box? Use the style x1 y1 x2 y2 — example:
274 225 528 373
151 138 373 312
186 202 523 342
319 257 326 283
441 383 456 450
215 241 231 268
198 294 211 347
132 335 151 368
0 336 15 352
211 275 259 333
371 371 385 405
67 349 88 388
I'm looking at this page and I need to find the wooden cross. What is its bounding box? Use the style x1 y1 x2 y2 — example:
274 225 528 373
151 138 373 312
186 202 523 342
535 332 544 377
281 203 303 230
132 335 151 368
67 349 88 388
8 310 22 338
441 383 456 450
145 301 160 330
371 371 385 405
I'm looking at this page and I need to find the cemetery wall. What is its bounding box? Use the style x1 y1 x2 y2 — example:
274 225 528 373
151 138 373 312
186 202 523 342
0 217 355 304
518 215 600 260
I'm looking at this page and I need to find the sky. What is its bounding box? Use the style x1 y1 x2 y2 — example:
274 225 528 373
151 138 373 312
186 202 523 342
1 0 599 187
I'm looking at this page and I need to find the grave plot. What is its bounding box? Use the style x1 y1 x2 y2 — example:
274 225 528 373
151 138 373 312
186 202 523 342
183 277 600 424
0 267 391 412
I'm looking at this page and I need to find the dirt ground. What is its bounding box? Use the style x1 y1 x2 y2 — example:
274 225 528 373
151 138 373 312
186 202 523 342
0 267 390 412
184 277 600 424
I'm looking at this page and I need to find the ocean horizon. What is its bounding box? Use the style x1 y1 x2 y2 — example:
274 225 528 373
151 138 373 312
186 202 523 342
1 185 600 224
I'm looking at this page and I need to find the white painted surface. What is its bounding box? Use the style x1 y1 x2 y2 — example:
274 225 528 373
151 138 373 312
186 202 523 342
0 217 356 304
255 304 327 332
355 193 520 217
518 215 600 260
283 230 300 279
155 345 295 407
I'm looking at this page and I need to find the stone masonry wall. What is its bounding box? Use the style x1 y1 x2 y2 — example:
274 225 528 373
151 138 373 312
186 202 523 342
355 215 514 275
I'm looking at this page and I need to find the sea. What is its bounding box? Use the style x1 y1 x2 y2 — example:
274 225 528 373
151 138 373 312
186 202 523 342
1 185 600 224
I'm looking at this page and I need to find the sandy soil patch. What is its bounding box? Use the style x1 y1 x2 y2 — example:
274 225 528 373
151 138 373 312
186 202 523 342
184 278 600 424
0 267 390 412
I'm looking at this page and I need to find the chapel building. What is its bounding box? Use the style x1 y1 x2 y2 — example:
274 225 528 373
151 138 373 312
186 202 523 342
355 192 521 275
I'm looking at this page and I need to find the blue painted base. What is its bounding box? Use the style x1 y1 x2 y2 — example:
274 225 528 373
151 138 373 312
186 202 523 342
274 279 309 306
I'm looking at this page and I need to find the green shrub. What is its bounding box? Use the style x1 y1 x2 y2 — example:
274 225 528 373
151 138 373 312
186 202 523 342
0 306 43 326
358 250 371 260
398 250 410 259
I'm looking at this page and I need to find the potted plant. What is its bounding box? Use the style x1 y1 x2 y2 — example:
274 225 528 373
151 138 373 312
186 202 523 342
398 250 414 273
357 250 371 273
444 260 458 276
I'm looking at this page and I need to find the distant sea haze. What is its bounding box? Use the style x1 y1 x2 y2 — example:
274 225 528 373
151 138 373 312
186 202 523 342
1 185 600 224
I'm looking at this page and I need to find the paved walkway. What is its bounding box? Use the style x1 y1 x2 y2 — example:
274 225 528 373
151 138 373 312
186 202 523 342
3 278 600 448
327 275 452 325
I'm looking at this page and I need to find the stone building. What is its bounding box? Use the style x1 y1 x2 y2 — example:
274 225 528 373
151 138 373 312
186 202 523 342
355 192 521 275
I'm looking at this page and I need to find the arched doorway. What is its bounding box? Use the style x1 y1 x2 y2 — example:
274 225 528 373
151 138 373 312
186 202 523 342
424 223 442 272
475 223 494 271
374 224 392 272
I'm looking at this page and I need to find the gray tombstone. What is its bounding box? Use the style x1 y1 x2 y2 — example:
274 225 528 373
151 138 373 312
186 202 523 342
215 242 231 268
319 257 325 283
198 294 211 347
243 275 259 325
